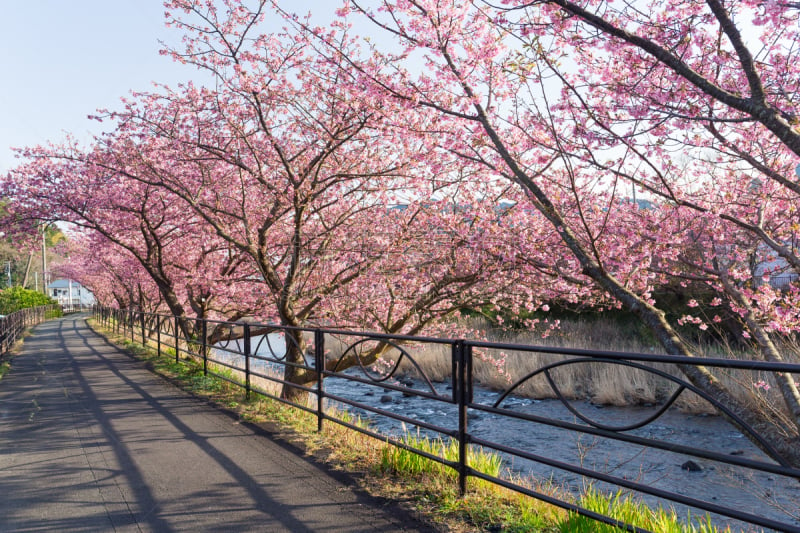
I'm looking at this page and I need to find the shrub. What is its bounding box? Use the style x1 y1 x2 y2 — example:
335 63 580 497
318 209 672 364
0 287 58 314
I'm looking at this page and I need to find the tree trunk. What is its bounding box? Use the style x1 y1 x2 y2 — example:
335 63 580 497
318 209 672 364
279 328 311 402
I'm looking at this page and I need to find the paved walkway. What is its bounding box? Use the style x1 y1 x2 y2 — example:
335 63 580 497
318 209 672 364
0 316 432 532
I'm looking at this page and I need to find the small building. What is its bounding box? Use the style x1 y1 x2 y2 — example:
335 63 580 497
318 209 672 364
47 279 95 310
752 242 799 289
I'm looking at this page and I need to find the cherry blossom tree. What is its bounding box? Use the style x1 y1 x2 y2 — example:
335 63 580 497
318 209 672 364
8 0 798 472
73 0 545 400
498 0 800 458
1 138 264 339
56 233 164 311
330 0 800 464
3 0 539 402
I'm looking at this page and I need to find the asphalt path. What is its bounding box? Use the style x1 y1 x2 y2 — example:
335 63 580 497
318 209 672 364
0 315 433 532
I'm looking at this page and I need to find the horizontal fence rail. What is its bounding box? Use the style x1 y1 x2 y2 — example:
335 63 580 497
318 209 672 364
0 305 61 356
92 305 800 533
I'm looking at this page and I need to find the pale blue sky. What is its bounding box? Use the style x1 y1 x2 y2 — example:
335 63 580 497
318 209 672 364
0 1 341 173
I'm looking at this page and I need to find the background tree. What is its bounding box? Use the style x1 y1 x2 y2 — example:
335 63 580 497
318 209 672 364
0 202 63 291
2 139 263 338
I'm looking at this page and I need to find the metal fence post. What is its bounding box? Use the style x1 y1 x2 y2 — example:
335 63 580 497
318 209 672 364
315 329 325 432
156 315 162 357
175 315 180 364
454 339 470 496
202 319 208 376
244 323 251 400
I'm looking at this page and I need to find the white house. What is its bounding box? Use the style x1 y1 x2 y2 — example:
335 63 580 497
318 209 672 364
47 279 95 309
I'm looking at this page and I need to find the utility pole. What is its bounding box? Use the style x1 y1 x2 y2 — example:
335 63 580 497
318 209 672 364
41 224 47 295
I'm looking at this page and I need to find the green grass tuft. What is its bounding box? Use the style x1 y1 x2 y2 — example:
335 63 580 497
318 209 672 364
558 488 723 532
380 429 502 481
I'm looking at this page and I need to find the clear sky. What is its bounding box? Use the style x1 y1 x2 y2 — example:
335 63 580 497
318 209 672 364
0 1 340 174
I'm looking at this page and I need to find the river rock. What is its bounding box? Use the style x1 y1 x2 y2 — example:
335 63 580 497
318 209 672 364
380 394 393 403
681 460 703 472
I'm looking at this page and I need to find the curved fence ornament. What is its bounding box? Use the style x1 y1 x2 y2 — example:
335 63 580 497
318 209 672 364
145 314 159 340
492 357 791 468
331 337 439 395
254 328 296 361
212 323 242 353
164 317 174 338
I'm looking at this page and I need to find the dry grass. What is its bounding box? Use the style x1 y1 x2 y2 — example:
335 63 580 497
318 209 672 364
390 316 798 418
119 313 798 422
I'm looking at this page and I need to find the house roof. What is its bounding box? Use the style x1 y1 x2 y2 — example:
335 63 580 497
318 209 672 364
47 279 84 289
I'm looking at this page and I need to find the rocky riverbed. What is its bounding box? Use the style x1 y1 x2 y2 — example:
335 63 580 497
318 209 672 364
323 374 800 532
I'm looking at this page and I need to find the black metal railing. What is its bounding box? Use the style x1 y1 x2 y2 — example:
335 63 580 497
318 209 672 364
61 303 92 314
92 305 800 533
0 305 61 356
753 273 799 289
